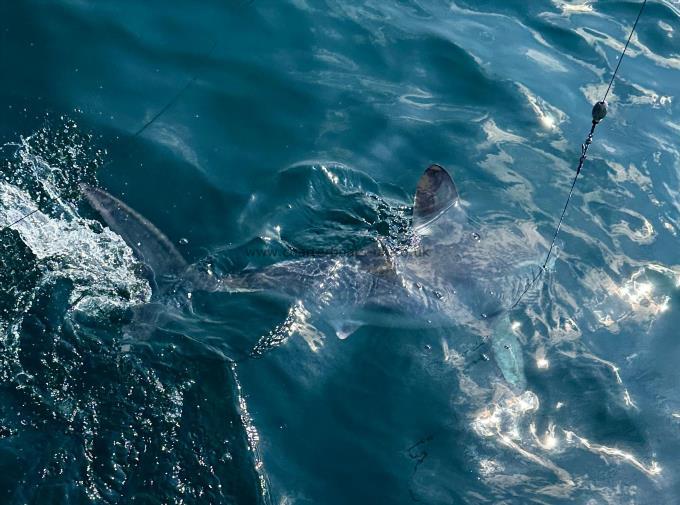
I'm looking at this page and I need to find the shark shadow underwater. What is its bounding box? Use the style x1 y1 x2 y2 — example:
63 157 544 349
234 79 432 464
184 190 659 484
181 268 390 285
82 164 549 391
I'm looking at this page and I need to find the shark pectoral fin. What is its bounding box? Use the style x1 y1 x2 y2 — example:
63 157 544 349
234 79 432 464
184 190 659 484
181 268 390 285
413 164 460 231
249 302 326 357
491 316 526 391
80 184 188 283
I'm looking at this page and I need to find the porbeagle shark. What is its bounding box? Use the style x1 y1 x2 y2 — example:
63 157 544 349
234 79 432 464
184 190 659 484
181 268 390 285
82 165 547 390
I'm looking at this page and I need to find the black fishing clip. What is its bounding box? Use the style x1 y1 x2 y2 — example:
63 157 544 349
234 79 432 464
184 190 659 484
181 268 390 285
592 100 608 124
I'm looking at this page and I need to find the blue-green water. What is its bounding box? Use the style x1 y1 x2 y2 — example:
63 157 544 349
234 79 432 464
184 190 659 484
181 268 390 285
1 0 680 503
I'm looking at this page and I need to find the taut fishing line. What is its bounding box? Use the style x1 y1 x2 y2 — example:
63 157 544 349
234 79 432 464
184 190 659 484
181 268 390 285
0 39 218 234
509 0 648 310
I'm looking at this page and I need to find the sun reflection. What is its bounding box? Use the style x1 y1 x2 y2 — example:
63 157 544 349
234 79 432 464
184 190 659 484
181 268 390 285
539 114 556 130
593 266 674 328
532 423 558 450
563 431 662 477
472 391 539 439
320 164 339 185
555 1 593 14
617 280 653 305
479 459 503 477
536 358 550 369
621 268 674 316
472 389 660 484
623 389 638 409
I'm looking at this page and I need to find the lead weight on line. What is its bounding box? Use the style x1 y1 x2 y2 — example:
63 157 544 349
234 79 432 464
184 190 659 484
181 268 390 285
592 101 608 123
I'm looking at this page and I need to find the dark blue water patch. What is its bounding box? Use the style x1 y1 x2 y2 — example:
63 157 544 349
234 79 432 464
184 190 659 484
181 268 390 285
529 18 608 67
597 1 679 57
0 3 56 121
633 6 680 60
238 325 478 504
2 324 264 504
95 136 250 259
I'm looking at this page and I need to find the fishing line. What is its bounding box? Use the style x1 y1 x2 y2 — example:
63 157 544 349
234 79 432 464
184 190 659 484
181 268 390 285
508 0 647 311
0 39 218 234
2 208 40 230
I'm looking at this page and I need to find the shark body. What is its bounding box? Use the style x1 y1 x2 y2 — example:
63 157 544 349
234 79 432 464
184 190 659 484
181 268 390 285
82 165 547 390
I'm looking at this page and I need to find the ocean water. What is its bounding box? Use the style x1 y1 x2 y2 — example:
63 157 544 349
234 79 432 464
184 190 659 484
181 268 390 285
1 0 680 503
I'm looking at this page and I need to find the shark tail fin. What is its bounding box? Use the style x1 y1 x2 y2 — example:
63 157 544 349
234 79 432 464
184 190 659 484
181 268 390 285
80 184 188 281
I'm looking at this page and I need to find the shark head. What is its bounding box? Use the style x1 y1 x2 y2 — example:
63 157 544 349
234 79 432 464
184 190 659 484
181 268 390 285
418 165 545 387
401 164 538 390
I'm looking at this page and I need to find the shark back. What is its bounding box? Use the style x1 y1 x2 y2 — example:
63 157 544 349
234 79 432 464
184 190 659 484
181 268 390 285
408 165 544 389
406 165 545 318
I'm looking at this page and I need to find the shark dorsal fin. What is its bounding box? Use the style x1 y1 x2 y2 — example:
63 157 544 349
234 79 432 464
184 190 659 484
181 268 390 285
80 184 188 282
413 164 459 231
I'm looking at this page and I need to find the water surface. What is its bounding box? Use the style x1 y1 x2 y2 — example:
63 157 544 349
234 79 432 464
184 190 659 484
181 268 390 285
1 0 680 503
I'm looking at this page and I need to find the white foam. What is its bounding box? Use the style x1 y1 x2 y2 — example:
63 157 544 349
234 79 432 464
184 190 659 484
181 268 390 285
1 181 151 315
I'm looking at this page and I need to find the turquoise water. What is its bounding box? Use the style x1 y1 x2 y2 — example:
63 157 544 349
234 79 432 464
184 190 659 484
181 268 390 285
2 0 680 503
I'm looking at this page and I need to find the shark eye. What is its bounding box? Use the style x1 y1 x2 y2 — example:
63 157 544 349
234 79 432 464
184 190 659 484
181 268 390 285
471 232 481 241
